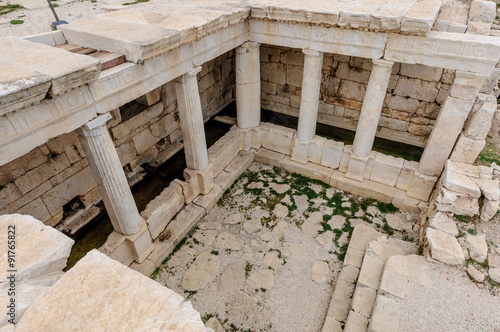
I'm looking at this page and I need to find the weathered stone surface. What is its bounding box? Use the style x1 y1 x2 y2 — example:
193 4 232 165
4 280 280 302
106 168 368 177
351 286 377 318
489 267 500 283
181 250 220 291
18 250 207 331
263 251 283 270
481 198 499 221
214 232 243 250
0 37 100 97
0 214 73 282
368 295 399 332
141 181 185 239
219 261 245 292
467 265 485 283
311 261 330 283
229 293 263 329
466 234 488 263
428 212 458 236
473 178 500 201
426 228 465 265
248 269 274 289
442 168 481 198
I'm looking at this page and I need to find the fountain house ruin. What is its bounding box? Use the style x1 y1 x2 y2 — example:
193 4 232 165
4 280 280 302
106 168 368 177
1 0 500 330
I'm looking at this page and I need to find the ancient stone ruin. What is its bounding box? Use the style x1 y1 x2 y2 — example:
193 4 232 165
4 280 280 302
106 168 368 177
1 0 500 330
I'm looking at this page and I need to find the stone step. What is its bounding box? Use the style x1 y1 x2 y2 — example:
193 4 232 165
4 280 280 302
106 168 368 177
322 223 419 332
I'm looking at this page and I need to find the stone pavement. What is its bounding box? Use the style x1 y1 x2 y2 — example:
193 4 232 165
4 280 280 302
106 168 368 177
154 162 420 331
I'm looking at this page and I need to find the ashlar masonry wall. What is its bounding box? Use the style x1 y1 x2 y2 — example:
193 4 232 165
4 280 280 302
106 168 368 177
260 45 455 147
0 51 235 227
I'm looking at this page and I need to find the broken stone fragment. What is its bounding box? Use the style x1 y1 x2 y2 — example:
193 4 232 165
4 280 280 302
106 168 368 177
467 265 485 283
426 228 465 265
466 234 488 263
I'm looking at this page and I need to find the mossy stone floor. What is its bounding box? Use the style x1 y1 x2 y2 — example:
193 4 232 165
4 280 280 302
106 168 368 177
153 163 419 332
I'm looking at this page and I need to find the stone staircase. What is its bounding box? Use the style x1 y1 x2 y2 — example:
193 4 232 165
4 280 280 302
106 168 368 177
322 224 419 332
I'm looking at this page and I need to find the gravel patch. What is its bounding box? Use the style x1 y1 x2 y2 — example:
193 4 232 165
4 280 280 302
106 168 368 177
397 263 500 332
0 0 107 37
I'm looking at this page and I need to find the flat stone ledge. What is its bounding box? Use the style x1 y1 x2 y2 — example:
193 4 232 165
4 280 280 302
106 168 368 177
17 250 208 331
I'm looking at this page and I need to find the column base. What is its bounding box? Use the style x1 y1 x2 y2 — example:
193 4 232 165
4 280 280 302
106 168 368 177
345 154 370 182
179 165 215 204
101 218 154 265
290 135 326 165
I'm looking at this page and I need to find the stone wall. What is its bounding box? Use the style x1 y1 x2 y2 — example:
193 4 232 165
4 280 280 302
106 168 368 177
0 51 235 227
260 45 454 147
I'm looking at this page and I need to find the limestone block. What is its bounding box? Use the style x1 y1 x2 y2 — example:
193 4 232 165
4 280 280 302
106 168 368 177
259 122 295 156
399 63 443 82
426 228 465 265
330 171 395 204
358 255 384 289
384 95 420 113
225 150 255 179
140 181 185 240
436 195 479 216
472 178 500 200
281 157 333 184
181 250 220 291
15 198 52 224
369 153 404 187
59 18 181 63
111 103 163 143
467 265 485 283
322 316 342 332
428 212 458 236
291 135 326 165
351 286 377 318
136 87 161 106
378 269 407 299
0 62 51 115
395 77 439 102
445 159 480 178
396 160 418 191
400 0 442 35
326 265 360 322
321 139 344 169
193 184 224 213
346 154 370 182
17 250 207 331
241 127 262 151
0 214 73 282
405 171 437 201
370 2 415 31
467 0 496 34
0 37 100 97
384 33 500 75
208 127 243 177
0 272 63 325
466 234 488 263
490 267 500 283
368 295 400 332
391 190 422 214
339 145 353 173
464 96 496 140
184 167 215 196
480 198 499 221
344 310 368 332
442 167 481 198
133 128 158 155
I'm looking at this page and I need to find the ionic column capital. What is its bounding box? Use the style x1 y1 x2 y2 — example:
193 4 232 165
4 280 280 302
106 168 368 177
77 113 112 137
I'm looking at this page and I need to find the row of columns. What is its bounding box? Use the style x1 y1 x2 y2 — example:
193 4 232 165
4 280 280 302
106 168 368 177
77 40 486 263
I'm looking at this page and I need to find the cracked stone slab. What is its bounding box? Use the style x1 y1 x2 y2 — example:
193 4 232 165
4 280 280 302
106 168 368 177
181 250 220 291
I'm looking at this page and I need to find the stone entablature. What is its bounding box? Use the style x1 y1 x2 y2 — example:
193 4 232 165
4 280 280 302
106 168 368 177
1 0 500 169
0 52 234 228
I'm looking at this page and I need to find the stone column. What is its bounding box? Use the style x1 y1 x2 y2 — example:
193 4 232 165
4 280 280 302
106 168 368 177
175 67 209 171
296 49 324 141
77 113 141 236
346 59 393 181
418 71 489 176
236 42 261 129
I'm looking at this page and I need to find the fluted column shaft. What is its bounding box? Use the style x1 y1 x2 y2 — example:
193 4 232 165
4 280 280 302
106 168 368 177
297 49 324 141
77 113 141 236
352 59 394 158
236 42 261 129
175 67 209 170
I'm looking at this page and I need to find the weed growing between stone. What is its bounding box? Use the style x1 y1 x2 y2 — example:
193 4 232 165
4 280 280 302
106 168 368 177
153 163 419 331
